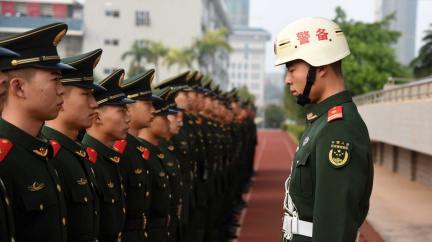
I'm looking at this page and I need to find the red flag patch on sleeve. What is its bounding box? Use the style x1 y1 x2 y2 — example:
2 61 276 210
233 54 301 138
113 140 127 155
0 139 13 162
86 147 98 164
142 148 150 161
49 140 61 158
328 106 343 123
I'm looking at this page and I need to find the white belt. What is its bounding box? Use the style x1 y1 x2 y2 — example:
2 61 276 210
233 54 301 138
282 211 313 240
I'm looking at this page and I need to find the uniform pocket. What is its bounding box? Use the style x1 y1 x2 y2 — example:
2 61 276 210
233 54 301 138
22 191 56 213
129 174 145 189
71 185 94 204
102 187 119 205
290 149 313 198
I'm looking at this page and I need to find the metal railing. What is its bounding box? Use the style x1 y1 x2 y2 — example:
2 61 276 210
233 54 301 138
353 76 432 106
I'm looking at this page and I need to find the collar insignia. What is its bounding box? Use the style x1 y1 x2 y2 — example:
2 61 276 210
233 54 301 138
110 156 120 163
77 178 88 186
167 162 174 167
157 153 164 159
137 146 145 153
159 172 165 177
134 168 143 174
168 146 174 151
75 150 86 158
28 182 45 191
33 147 48 157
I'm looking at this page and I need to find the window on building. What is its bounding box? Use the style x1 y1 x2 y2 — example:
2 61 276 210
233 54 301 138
105 10 112 16
106 10 120 17
252 64 260 69
104 39 111 45
112 39 119 46
244 53 248 60
15 2 27 16
104 39 119 46
104 68 111 74
251 73 260 79
136 11 150 26
231 83 235 88
231 63 235 69
251 83 260 90
244 73 248 79
245 43 249 49
237 73 241 79
238 63 241 69
231 73 235 79
244 63 248 69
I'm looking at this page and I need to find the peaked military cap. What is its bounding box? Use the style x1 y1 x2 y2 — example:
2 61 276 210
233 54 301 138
153 71 192 91
166 86 187 111
60 49 106 91
202 78 217 97
93 69 135 106
186 71 200 90
197 74 210 92
122 69 161 101
152 87 177 116
211 84 225 100
0 22 75 71
0 47 19 58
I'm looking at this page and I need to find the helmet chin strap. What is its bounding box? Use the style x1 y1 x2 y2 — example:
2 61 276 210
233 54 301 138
296 66 317 106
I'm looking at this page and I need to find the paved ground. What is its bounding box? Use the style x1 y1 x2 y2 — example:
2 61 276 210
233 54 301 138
235 130 385 242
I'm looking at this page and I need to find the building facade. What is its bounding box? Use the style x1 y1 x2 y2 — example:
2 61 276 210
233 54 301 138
83 0 231 88
0 0 83 58
224 0 249 27
380 0 418 66
228 27 270 111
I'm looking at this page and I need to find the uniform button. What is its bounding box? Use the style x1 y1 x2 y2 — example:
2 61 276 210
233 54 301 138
169 194 172 199
84 197 88 203
123 208 126 214
11 237 15 242
163 184 166 188
167 232 170 237
179 198 182 203
95 211 98 215
190 186 193 189
172 173 175 177
91 182 94 187
139 183 142 187
147 170 149 175
57 184 61 192
62 218 66 226
40 204 44 211
296 160 299 165
5 198 9 206
112 199 115 204
121 184 124 190
145 232 148 237
118 232 122 237
196 148 198 152
183 151 187 154
146 191 150 197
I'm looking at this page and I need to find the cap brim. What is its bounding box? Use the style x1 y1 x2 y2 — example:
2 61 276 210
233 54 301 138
72 82 107 91
174 106 185 111
33 62 76 71
0 47 19 57
103 97 135 105
156 108 178 116
135 95 162 101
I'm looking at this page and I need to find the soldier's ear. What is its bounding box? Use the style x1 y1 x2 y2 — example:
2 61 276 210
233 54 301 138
317 65 328 77
93 110 102 124
9 77 27 99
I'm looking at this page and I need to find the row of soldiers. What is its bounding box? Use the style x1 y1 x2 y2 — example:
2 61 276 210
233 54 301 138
0 22 257 242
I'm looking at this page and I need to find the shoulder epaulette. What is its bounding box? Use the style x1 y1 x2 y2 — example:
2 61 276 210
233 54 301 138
113 140 127 155
328 106 343 123
0 139 13 162
49 140 61 158
86 147 98 164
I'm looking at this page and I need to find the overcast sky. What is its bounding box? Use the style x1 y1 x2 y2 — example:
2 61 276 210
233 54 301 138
249 0 432 73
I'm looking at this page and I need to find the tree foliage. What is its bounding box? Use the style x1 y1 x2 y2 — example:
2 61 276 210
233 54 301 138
237 85 256 103
264 104 285 128
122 41 148 77
333 7 410 95
410 23 432 78
162 47 195 73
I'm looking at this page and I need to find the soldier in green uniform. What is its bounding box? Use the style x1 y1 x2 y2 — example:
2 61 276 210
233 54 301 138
274 17 374 242
42 49 106 242
0 46 20 242
0 23 75 242
81 69 134 242
113 69 160 242
137 87 175 242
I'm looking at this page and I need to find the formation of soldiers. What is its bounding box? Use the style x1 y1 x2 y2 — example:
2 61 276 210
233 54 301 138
0 22 258 242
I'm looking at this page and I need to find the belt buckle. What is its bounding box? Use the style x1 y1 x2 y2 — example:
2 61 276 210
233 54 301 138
141 215 147 230
282 213 293 241
166 214 171 227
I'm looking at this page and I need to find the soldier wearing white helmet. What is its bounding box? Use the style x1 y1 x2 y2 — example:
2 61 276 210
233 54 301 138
275 17 373 242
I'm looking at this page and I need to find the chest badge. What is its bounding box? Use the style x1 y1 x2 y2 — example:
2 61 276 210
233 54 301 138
135 168 143 174
328 139 352 168
28 182 45 191
302 137 310 146
108 182 114 189
77 178 88 186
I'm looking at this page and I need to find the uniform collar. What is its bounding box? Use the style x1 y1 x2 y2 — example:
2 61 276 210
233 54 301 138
81 133 120 164
0 118 50 159
306 90 353 125
125 133 146 154
41 125 87 158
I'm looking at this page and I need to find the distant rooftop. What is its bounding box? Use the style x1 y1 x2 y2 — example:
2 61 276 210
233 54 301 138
233 27 270 33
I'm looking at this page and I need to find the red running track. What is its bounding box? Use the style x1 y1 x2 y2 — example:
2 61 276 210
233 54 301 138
235 130 384 242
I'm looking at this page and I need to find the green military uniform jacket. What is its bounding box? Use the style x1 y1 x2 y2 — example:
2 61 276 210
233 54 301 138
158 139 183 241
138 138 171 242
0 118 67 242
115 133 151 242
41 126 100 242
288 91 373 242
0 178 15 242
81 134 126 242
170 130 193 226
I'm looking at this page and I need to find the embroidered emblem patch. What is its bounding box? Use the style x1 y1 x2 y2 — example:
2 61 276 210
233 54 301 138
328 139 352 168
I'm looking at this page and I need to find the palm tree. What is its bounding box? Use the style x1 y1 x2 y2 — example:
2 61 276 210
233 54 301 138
162 47 195 73
193 28 232 76
411 23 432 78
141 39 169 83
122 41 147 77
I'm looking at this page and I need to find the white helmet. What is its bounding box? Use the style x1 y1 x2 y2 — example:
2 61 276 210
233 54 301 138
274 17 350 67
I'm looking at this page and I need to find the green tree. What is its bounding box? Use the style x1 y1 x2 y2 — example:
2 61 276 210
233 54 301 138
122 41 147 77
162 46 195 73
411 23 432 78
140 39 169 83
333 7 410 95
193 28 232 76
264 104 285 128
237 85 256 103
